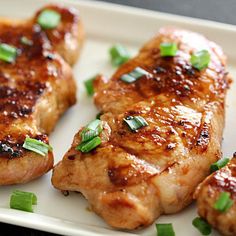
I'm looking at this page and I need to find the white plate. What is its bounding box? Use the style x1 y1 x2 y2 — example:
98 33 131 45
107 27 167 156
0 0 236 235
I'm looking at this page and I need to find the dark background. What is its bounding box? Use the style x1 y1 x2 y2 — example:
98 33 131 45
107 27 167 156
98 0 236 25
2 0 235 236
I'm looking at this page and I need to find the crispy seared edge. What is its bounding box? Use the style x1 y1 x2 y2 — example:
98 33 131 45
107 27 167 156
0 4 84 185
52 27 230 229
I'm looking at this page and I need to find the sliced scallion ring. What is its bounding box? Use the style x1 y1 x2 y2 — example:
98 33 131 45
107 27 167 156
123 115 148 131
10 190 37 212
37 9 61 29
0 43 17 63
120 67 149 83
190 50 210 70
23 137 52 156
20 36 33 46
214 192 233 212
192 217 211 235
156 223 175 236
76 136 101 153
160 42 178 57
210 158 230 173
80 119 103 143
109 44 130 67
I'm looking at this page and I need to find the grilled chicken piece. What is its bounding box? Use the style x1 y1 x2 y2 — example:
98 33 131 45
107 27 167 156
0 5 83 185
52 27 230 229
195 157 236 236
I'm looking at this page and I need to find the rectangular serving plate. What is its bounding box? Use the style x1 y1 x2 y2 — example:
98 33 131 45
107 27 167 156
0 0 236 235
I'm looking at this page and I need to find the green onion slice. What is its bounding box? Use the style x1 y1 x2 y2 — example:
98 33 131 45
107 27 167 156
210 157 230 173
121 67 149 83
80 129 98 143
23 137 53 156
192 217 211 235
160 42 177 57
0 43 17 63
20 36 33 46
87 119 102 131
123 116 148 132
109 44 130 67
84 76 96 96
156 223 175 236
10 190 37 212
77 120 103 152
76 136 101 153
37 9 61 29
190 50 210 70
214 192 233 212
80 119 103 143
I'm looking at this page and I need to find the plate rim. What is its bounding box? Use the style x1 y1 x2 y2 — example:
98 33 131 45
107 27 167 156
0 0 235 235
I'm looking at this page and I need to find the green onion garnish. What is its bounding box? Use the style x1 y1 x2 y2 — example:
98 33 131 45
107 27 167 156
210 157 230 173
109 44 130 67
192 217 211 235
156 223 175 236
23 137 53 156
76 136 101 153
80 129 98 143
10 190 37 212
121 67 149 83
80 119 103 143
160 42 177 57
214 192 233 212
20 36 33 46
37 9 61 29
124 116 148 132
76 119 103 152
84 76 96 96
87 119 102 131
190 50 210 70
0 43 17 63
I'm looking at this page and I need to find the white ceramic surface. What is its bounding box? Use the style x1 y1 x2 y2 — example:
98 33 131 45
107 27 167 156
0 0 236 235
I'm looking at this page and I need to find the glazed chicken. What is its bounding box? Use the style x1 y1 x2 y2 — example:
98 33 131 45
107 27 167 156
195 156 236 236
0 5 83 185
52 27 229 229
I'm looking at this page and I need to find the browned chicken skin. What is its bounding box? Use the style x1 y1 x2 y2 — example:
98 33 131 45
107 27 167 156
52 27 229 229
195 156 236 236
0 5 83 185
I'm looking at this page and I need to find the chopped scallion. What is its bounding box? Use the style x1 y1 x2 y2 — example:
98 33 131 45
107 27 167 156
214 192 233 212
210 157 230 173
80 119 103 143
120 74 136 83
87 119 102 131
156 223 175 236
192 217 211 235
80 129 98 143
84 76 96 96
123 115 148 132
121 67 149 83
23 137 52 156
20 36 33 46
37 9 61 29
160 42 177 57
76 136 101 153
190 50 210 70
10 190 37 212
109 44 130 67
0 43 17 63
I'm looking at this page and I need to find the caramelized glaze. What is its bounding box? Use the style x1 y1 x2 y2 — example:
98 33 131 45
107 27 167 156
0 5 83 184
195 158 236 236
52 27 229 229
